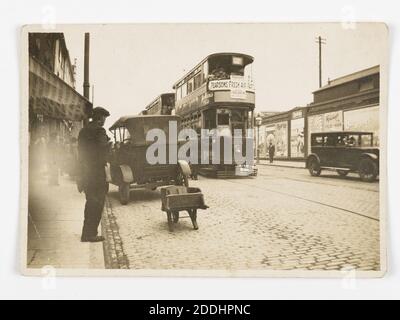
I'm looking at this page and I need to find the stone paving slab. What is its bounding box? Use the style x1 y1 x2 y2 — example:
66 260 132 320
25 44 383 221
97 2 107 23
27 175 105 270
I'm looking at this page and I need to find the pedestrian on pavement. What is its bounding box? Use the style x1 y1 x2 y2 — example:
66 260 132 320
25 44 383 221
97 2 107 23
47 133 60 186
78 107 111 242
68 137 79 179
268 142 275 164
32 134 47 178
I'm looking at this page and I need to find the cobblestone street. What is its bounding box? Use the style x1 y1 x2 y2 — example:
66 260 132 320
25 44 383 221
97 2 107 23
103 165 381 271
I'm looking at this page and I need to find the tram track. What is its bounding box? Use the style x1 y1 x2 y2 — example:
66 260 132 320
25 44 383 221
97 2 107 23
223 178 380 222
257 172 379 193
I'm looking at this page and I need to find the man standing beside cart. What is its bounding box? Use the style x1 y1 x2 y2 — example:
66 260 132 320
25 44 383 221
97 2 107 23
77 107 111 242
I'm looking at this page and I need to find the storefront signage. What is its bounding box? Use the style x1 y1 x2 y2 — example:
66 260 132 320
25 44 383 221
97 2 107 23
292 110 304 120
324 111 343 132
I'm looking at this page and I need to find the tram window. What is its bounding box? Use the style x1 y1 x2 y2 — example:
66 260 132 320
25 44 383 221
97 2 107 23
231 65 244 76
181 83 187 97
232 56 243 66
218 113 230 126
187 78 194 93
203 109 216 129
194 73 202 89
231 110 245 122
203 62 208 80
176 86 182 100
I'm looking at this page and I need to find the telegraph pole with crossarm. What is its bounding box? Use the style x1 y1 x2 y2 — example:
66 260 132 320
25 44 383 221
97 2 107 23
315 36 326 88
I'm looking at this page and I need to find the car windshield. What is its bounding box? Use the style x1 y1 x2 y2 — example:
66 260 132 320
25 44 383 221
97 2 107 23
113 127 131 142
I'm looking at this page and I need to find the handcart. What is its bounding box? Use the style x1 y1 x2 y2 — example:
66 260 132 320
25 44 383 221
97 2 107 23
161 186 208 232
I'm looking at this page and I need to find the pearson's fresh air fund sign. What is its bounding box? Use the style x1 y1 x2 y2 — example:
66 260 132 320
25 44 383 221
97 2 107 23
208 76 255 99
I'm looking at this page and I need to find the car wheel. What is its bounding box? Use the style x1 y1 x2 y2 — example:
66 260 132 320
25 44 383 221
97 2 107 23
337 170 349 177
119 183 130 205
359 158 378 182
175 169 189 187
308 158 321 177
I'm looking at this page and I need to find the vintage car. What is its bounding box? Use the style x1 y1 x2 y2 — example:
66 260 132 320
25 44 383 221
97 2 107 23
108 115 191 204
306 131 379 182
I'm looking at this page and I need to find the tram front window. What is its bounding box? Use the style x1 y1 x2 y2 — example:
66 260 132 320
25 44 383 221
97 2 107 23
207 55 253 85
217 112 231 136
203 109 216 130
208 56 244 80
218 113 230 126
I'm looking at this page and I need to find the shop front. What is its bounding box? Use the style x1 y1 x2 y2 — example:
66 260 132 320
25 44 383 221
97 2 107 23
344 105 380 146
259 107 307 160
307 105 379 154
29 56 92 142
290 110 305 159
259 65 380 161
265 121 289 158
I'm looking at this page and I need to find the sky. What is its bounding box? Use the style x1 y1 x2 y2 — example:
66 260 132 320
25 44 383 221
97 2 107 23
63 23 387 129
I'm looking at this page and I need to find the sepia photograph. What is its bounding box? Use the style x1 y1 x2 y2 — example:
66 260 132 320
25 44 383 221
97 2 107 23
21 23 388 277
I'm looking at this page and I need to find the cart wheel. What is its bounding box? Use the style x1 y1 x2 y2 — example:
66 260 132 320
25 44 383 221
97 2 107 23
173 211 179 223
188 209 199 230
119 183 130 205
167 211 174 232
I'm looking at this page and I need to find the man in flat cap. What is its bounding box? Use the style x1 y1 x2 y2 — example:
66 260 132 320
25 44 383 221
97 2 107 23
78 107 111 242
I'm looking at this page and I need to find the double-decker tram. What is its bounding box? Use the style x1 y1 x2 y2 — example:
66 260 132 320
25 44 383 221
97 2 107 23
141 93 175 115
172 52 257 178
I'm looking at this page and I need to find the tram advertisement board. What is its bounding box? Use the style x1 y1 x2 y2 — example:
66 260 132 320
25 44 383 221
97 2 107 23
209 75 255 99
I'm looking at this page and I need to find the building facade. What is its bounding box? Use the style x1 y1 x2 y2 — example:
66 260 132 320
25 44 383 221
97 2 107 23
257 107 307 160
258 65 380 160
29 33 91 144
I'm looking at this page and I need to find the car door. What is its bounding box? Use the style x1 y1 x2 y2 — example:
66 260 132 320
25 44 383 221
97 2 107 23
320 133 338 167
334 133 349 168
342 134 361 169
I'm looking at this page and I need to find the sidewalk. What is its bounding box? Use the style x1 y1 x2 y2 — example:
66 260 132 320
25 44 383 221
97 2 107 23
258 159 306 169
27 174 105 269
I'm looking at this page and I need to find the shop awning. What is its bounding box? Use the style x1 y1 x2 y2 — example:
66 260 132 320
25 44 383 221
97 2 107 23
29 56 92 121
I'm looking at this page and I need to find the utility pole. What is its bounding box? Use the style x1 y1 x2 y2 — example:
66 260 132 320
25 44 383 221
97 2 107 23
83 33 90 126
83 33 90 100
315 36 326 88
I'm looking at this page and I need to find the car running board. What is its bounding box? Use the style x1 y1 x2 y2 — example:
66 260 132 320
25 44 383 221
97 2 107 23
320 166 351 171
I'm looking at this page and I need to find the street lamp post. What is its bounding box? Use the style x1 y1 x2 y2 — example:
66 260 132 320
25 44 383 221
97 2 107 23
255 114 262 165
